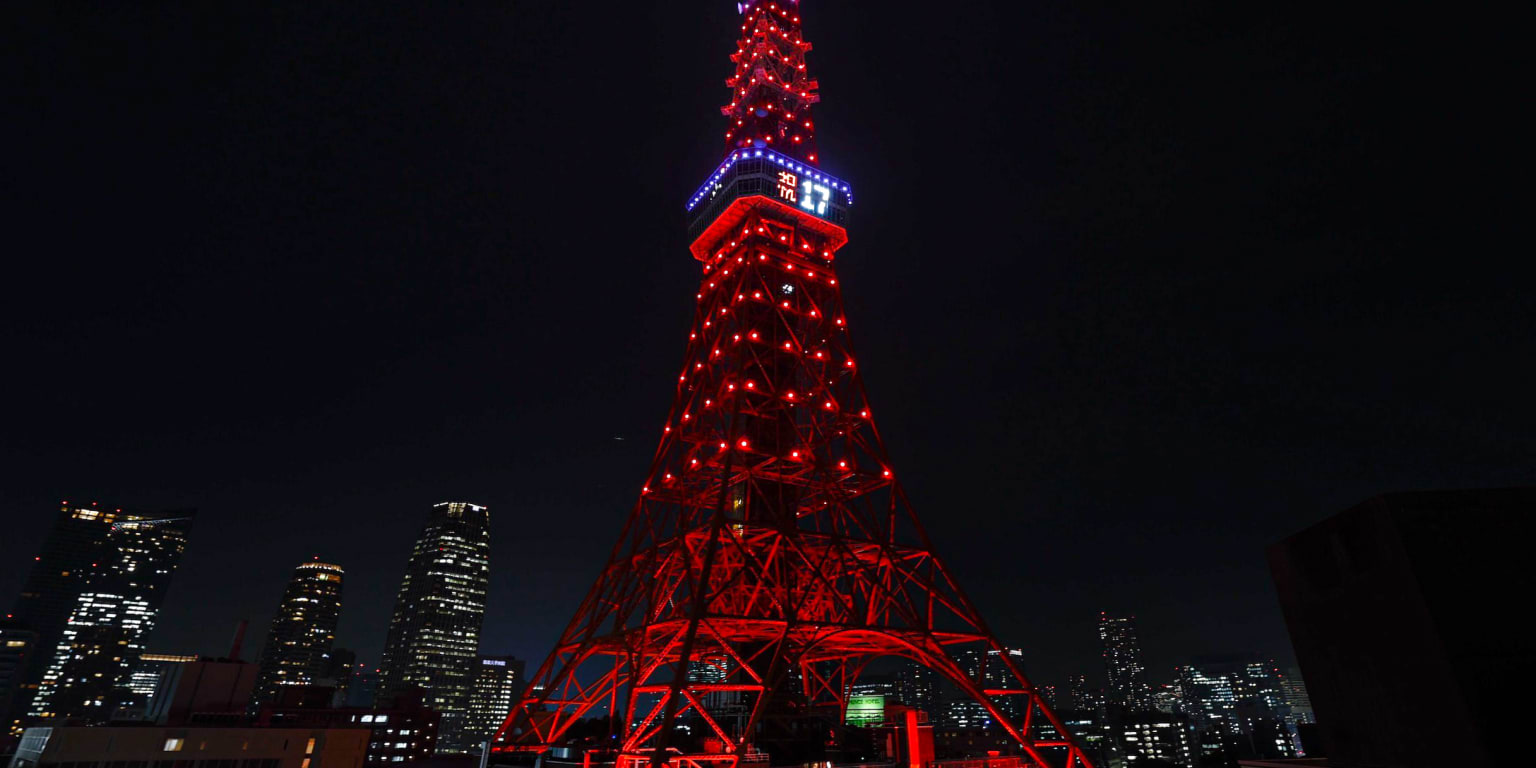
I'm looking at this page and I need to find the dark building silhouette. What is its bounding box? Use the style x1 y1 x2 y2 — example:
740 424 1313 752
148 656 259 725
252 561 345 709
261 685 441 765
22 505 193 725
1097 613 1149 711
1268 488 1534 768
377 502 490 753
0 621 40 742
346 665 380 709
322 647 359 705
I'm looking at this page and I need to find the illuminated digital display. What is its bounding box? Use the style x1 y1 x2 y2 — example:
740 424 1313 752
686 147 851 239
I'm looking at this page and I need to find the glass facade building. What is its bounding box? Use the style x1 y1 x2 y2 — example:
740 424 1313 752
24 506 194 724
251 561 346 709
377 502 490 753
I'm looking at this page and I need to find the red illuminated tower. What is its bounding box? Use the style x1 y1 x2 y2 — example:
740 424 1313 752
493 4 1094 768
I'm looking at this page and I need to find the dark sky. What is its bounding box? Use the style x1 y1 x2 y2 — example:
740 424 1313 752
2 1 1525 693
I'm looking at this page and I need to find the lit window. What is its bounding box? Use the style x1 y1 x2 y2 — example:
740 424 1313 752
305 738 317 755
164 738 184 752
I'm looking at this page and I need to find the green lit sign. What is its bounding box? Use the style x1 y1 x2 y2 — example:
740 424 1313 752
845 694 886 726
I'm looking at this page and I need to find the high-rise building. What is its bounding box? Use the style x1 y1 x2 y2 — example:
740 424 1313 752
1119 712 1195 767
1066 674 1093 712
894 662 938 716
1098 613 1150 711
1278 668 1312 725
1177 656 1295 761
1268 488 1530 768
4 502 192 731
25 506 194 724
251 561 345 709
942 648 1028 728
377 501 490 753
465 655 524 752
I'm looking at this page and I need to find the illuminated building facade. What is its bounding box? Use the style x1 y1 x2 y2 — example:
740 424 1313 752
489 4 1094 767
1279 669 1312 725
25 506 193 724
1066 675 1099 713
4 502 173 731
122 652 197 721
1119 713 1195 767
1176 657 1296 760
377 502 489 754
1098 614 1150 711
464 655 524 751
894 662 938 716
252 561 346 709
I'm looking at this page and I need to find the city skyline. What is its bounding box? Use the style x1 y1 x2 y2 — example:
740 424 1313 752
3 0 1528 733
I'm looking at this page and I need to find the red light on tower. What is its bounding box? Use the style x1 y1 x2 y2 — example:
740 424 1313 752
491 4 1094 768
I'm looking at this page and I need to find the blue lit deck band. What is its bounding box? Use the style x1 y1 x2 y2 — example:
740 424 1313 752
687 147 852 212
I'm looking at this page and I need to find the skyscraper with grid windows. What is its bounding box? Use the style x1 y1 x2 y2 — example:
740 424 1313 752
251 560 345 709
377 502 490 754
1098 613 1150 711
24 506 193 724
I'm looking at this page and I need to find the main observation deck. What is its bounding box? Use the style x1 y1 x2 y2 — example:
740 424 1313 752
686 147 852 260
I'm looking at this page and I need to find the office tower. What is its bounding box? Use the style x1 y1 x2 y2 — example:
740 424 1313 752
1067 674 1091 711
5 502 189 729
894 662 938 715
1098 613 1150 711
943 647 1028 728
1269 489 1531 768
1037 685 1058 709
1176 656 1295 761
378 502 490 753
251 561 345 709
465 655 524 751
121 653 197 721
26 507 194 724
1119 712 1196 767
1278 669 1312 725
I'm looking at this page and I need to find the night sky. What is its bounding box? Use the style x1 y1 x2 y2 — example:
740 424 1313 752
2 1 1525 693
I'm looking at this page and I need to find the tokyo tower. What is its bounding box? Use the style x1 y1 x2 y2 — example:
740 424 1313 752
492 3 1094 768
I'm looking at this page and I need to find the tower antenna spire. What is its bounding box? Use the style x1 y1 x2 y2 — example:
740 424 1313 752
723 0 820 164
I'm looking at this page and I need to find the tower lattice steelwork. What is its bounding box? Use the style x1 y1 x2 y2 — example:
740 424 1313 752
493 4 1093 768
